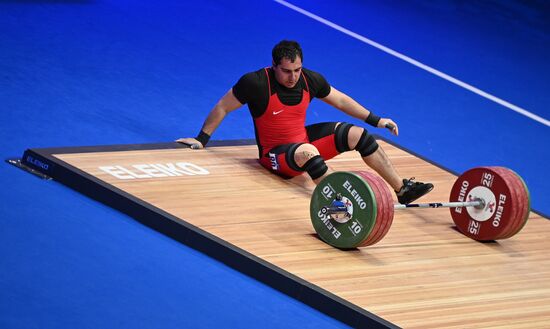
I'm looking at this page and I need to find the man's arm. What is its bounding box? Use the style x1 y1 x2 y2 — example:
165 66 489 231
320 86 399 136
176 89 243 148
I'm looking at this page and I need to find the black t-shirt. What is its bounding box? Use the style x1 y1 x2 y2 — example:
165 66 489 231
232 67 331 118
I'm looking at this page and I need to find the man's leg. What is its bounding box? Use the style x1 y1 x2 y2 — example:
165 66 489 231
259 143 330 182
302 122 396 186
305 121 433 204
346 126 403 191
338 123 433 204
293 143 330 184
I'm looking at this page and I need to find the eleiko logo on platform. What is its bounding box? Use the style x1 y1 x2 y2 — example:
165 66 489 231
99 162 209 179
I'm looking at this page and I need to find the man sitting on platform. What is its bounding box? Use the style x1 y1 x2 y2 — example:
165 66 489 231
177 40 433 204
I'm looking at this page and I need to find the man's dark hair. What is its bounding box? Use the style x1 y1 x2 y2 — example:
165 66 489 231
272 40 303 66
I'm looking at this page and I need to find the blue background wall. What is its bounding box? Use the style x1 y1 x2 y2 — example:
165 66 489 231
1 1 548 327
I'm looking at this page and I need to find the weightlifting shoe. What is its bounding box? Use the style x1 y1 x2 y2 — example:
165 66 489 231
396 178 434 204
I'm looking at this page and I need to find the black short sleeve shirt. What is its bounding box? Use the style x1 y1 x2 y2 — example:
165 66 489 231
232 67 331 118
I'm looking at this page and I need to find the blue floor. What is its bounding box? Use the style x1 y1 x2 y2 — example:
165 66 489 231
1 1 548 328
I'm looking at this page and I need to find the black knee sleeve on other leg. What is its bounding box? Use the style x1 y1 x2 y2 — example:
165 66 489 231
334 123 354 152
302 155 328 180
356 131 379 157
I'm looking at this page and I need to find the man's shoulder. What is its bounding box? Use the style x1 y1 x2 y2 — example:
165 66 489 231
235 68 268 90
240 68 268 81
233 68 269 105
302 68 330 98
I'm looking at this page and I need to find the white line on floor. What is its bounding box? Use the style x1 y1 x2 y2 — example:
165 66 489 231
274 0 550 127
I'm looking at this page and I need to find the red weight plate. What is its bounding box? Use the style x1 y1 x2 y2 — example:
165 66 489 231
363 171 394 246
449 167 520 241
361 171 394 246
368 174 394 245
490 167 529 240
365 176 392 245
355 171 387 247
493 167 530 239
491 168 525 239
451 168 518 240
356 171 394 246
508 171 531 238
490 167 524 240
365 182 392 245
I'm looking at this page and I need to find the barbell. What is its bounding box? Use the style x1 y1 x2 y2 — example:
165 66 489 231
310 167 530 249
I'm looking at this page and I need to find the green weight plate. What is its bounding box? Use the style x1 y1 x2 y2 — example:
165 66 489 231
310 171 378 249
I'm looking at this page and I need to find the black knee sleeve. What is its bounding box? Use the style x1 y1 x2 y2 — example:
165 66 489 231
334 123 354 152
355 131 379 157
335 123 379 157
285 143 303 172
302 155 328 180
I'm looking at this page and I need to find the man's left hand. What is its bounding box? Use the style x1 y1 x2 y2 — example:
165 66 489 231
378 118 398 136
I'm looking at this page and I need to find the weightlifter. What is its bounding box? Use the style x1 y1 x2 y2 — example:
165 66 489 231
177 40 433 204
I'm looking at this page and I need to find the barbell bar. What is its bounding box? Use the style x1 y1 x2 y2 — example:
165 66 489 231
310 167 531 249
324 198 485 215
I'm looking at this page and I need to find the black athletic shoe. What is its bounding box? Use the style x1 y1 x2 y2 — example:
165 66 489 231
396 178 434 204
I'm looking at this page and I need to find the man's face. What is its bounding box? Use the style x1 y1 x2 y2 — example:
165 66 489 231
273 56 302 88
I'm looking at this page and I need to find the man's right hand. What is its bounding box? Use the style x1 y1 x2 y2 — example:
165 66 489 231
175 138 204 149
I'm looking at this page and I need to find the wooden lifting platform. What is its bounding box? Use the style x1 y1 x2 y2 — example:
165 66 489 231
14 138 550 328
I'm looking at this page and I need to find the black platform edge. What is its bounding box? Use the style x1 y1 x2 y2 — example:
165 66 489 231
6 158 52 180
375 135 549 220
23 139 255 154
18 140 398 329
